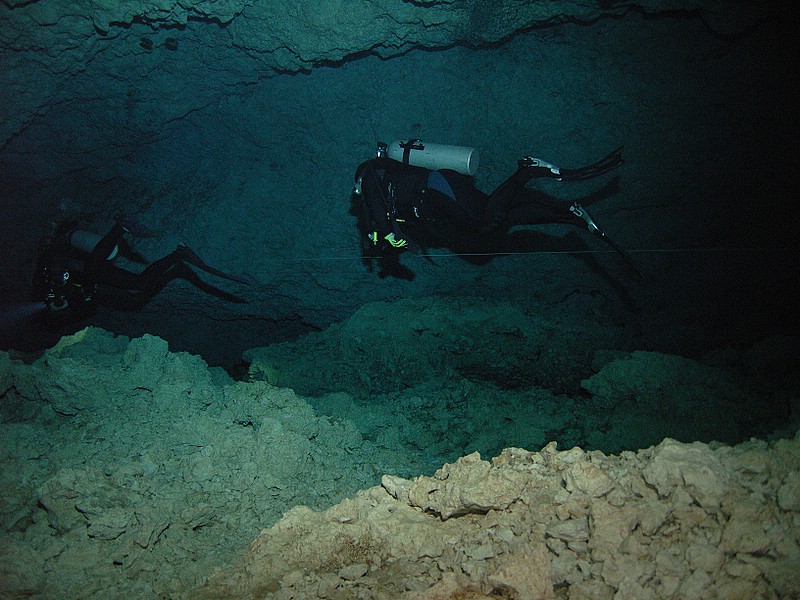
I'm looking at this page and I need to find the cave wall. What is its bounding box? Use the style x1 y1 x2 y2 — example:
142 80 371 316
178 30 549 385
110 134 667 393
1 1 796 365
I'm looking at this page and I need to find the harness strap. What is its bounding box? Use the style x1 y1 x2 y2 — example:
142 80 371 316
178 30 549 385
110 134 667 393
400 139 424 166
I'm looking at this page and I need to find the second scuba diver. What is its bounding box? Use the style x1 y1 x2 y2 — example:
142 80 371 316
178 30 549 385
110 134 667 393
353 139 640 278
32 216 249 320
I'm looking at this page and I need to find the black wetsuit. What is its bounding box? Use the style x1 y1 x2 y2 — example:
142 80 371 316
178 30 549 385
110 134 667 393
355 146 643 278
356 157 590 252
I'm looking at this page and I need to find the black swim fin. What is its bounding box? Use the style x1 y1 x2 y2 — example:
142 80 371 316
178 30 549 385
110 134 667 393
569 202 643 280
595 229 644 281
517 145 624 183
174 245 251 284
559 146 624 181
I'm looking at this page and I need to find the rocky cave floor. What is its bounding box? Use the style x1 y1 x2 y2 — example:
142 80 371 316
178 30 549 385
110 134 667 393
1 295 799 599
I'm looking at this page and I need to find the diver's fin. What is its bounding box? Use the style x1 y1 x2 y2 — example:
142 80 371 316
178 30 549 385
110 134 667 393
569 202 643 280
517 145 623 183
175 245 251 284
559 146 624 181
595 229 644 281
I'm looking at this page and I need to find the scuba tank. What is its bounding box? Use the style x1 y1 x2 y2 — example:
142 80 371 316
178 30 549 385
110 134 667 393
67 228 118 260
384 139 480 176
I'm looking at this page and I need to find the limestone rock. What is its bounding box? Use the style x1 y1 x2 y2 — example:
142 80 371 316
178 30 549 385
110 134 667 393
777 470 800 511
2 326 799 598
642 438 731 509
191 436 800 599
407 452 528 519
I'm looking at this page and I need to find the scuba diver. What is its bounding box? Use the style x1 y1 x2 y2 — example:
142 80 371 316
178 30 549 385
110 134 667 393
32 217 249 320
353 139 640 278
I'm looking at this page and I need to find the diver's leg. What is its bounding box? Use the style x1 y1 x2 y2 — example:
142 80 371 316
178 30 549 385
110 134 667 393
419 189 483 231
504 189 582 227
96 251 181 294
111 245 248 291
481 152 571 231
98 247 249 308
93 257 184 311
505 192 642 279
483 146 624 233
106 243 248 295
134 250 187 292
482 168 537 233
516 146 624 181
171 245 249 284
